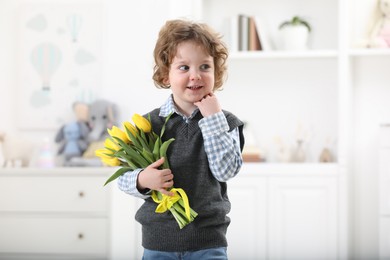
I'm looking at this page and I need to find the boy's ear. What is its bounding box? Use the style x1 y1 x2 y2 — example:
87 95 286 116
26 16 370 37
162 78 170 86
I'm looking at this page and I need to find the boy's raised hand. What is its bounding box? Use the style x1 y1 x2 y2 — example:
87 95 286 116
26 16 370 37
137 157 174 196
194 93 222 117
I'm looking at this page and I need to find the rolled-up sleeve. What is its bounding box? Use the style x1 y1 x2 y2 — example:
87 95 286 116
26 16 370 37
198 111 243 182
117 168 151 199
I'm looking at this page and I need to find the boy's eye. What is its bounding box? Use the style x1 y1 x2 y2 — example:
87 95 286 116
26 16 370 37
179 65 189 71
200 64 211 70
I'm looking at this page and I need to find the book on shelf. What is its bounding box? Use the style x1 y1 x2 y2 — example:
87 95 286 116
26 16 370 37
249 16 262 51
254 16 271 51
232 14 271 52
238 14 249 51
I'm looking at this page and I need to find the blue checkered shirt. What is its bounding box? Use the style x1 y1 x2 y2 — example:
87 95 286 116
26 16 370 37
117 95 242 198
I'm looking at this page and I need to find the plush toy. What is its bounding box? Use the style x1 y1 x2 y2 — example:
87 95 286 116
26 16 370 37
82 99 118 158
367 0 390 48
66 99 118 166
0 132 34 167
54 102 90 165
55 121 90 161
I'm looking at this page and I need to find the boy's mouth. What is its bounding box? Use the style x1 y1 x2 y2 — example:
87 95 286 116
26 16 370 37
187 85 203 90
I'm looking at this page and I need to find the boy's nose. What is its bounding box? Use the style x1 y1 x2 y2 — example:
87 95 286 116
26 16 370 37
190 73 201 81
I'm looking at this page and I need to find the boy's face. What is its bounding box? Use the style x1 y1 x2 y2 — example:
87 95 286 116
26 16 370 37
166 41 215 115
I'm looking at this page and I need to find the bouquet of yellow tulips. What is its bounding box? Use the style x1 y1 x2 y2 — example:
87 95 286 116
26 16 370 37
95 113 197 229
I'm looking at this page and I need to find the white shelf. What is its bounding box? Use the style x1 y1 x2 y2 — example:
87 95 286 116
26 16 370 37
230 50 338 59
0 167 112 176
240 162 339 175
348 48 390 57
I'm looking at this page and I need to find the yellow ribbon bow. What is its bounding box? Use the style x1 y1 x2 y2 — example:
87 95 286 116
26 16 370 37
151 188 191 221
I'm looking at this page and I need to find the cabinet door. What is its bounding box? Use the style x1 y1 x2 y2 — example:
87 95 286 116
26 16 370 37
268 176 338 260
226 176 267 260
380 149 390 215
380 217 390 260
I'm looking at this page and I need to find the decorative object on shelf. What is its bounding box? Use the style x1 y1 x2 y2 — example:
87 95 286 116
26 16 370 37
366 0 390 48
291 139 306 162
36 138 56 168
242 121 264 162
54 102 90 166
96 113 198 229
66 99 118 167
242 146 264 162
0 132 34 167
274 136 291 163
290 121 312 163
279 16 311 50
319 137 334 163
319 147 333 163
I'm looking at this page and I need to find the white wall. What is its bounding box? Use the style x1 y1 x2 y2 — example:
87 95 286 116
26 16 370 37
104 0 172 123
0 0 389 259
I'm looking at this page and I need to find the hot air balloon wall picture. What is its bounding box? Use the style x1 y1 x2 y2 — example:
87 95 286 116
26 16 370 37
30 42 62 91
67 13 82 43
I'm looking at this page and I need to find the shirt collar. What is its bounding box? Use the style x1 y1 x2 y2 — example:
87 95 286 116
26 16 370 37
159 94 200 120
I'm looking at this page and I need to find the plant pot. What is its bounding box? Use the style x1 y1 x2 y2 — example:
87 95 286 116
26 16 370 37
280 25 309 50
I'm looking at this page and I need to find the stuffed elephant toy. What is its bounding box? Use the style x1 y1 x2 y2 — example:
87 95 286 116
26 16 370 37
86 99 118 142
67 99 118 166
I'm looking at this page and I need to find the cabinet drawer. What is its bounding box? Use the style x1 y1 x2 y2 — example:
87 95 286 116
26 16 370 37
380 126 390 147
0 216 107 255
0 176 108 212
380 150 390 215
380 217 390 259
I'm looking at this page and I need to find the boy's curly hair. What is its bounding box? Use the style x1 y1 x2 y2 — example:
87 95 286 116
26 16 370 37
152 19 228 91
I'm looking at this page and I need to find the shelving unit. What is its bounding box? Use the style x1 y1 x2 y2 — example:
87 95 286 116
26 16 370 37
169 0 390 258
169 0 389 165
170 0 343 164
379 125 390 259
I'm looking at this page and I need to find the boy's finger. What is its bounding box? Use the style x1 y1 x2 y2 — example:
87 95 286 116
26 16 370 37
158 188 174 197
148 157 165 168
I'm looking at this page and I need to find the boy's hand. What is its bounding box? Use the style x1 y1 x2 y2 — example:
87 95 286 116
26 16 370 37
194 93 222 117
137 157 174 196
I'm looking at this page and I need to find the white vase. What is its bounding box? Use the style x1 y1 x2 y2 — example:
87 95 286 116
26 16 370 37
280 25 309 50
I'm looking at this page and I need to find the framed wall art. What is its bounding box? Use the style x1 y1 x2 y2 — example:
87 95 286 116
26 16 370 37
16 3 104 129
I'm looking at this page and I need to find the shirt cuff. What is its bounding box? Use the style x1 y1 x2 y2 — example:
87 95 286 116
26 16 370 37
117 168 151 199
198 111 229 137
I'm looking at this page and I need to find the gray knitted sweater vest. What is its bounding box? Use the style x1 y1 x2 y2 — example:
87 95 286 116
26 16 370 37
135 109 244 252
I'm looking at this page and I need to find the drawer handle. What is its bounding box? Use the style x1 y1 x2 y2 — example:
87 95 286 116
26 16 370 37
78 233 84 240
78 191 85 198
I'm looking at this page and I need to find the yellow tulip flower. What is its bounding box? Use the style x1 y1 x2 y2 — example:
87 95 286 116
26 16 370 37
107 126 129 143
102 157 121 167
123 121 138 140
104 138 119 151
132 114 151 133
95 148 113 159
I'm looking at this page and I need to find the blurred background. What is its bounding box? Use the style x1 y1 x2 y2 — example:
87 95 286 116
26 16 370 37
1 0 390 259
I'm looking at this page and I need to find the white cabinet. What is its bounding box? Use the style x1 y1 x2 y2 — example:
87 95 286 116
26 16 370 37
379 125 390 260
0 168 111 260
226 164 342 260
108 163 344 260
268 176 338 260
227 175 267 259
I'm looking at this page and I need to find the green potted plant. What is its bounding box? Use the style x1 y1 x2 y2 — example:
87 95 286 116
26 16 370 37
278 16 311 50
